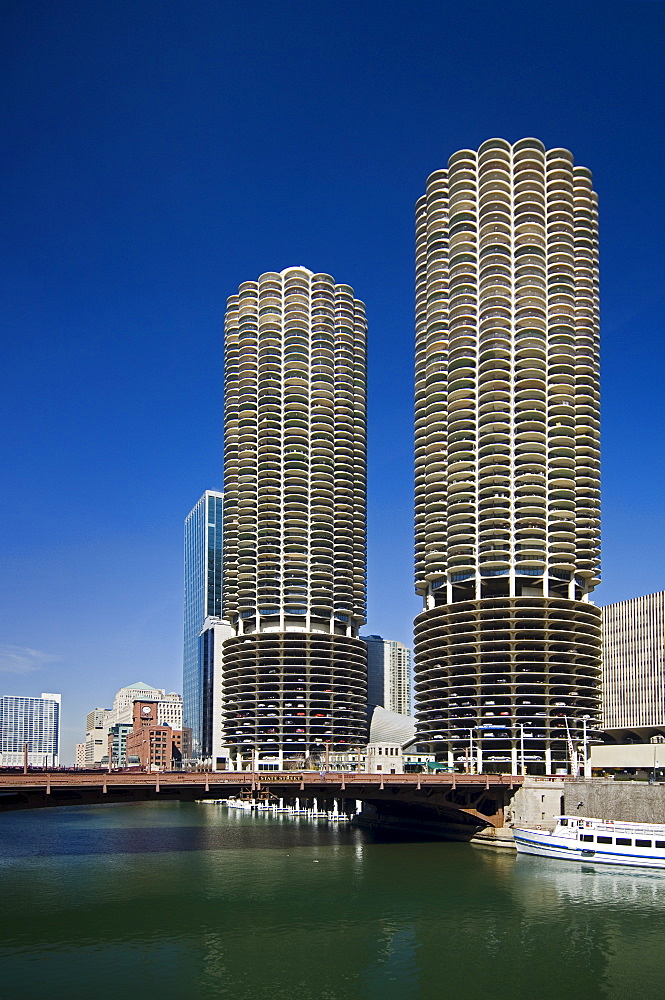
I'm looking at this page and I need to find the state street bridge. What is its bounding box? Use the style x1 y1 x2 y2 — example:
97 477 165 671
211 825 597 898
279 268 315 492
0 772 524 837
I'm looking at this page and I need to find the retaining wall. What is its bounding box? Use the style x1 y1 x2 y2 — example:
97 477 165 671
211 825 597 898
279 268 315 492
564 779 665 824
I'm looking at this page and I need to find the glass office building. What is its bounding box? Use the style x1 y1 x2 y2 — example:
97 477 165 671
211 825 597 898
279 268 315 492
0 692 61 766
183 490 223 758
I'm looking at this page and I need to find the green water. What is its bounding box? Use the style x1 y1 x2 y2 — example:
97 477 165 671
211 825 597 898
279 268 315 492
1 803 664 1000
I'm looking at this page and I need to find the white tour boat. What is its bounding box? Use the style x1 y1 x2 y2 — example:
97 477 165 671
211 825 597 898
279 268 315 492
514 815 665 869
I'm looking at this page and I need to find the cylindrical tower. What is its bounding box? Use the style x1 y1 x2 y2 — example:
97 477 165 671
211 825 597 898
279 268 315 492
222 266 368 766
414 138 602 774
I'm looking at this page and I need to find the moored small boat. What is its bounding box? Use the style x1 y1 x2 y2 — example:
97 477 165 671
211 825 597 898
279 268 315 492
514 815 665 869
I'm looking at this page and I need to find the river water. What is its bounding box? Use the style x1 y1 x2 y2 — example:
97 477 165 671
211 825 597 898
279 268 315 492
1 802 664 1000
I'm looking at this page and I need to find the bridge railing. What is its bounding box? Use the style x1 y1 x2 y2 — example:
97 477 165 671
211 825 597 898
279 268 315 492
0 770 524 789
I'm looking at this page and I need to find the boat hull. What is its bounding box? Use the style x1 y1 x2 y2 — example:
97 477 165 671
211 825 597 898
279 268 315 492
514 829 665 869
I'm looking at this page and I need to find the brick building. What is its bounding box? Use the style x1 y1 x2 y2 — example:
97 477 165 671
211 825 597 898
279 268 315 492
125 700 191 771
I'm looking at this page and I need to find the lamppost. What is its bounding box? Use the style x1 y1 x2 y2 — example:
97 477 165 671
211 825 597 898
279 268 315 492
582 715 591 778
475 725 484 774
519 723 526 777
467 728 475 774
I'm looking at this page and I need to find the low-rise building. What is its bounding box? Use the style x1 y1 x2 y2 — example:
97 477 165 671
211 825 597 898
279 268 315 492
325 707 434 774
365 742 405 773
404 750 436 772
107 722 133 767
591 739 665 777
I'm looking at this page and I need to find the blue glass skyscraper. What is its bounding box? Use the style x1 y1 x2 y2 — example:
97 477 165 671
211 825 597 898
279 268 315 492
183 490 223 759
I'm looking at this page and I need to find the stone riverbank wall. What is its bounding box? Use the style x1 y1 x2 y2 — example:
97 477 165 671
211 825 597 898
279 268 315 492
563 779 665 824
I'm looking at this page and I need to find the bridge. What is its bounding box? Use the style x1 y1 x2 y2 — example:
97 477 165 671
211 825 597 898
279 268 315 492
0 771 524 835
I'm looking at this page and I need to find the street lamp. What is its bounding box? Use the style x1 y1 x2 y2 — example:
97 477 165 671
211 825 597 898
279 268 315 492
582 715 591 778
467 728 474 774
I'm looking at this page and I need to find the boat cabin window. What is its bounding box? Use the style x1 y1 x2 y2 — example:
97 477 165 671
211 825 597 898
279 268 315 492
616 838 632 846
581 834 594 842
559 818 568 827
656 841 665 849
597 836 612 845
636 839 652 848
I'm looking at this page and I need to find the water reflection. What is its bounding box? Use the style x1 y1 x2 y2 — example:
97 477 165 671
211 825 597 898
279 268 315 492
1 804 665 1000
512 854 665 907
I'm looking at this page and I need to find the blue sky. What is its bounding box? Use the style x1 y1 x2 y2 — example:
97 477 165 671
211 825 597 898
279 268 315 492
1 1 664 762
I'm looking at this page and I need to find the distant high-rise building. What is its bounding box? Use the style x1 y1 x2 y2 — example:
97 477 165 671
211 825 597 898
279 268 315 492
183 491 223 758
85 707 111 766
155 692 183 731
82 685 183 766
75 742 86 768
413 138 602 773
361 635 413 716
602 592 665 740
0 692 61 767
104 683 182 730
221 267 368 767
363 635 387 710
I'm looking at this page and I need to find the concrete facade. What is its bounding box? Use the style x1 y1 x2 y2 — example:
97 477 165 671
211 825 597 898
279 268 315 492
85 708 111 766
221 267 369 767
602 591 665 739
365 743 405 774
590 742 665 774
412 138 602 773
504 777 566 831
